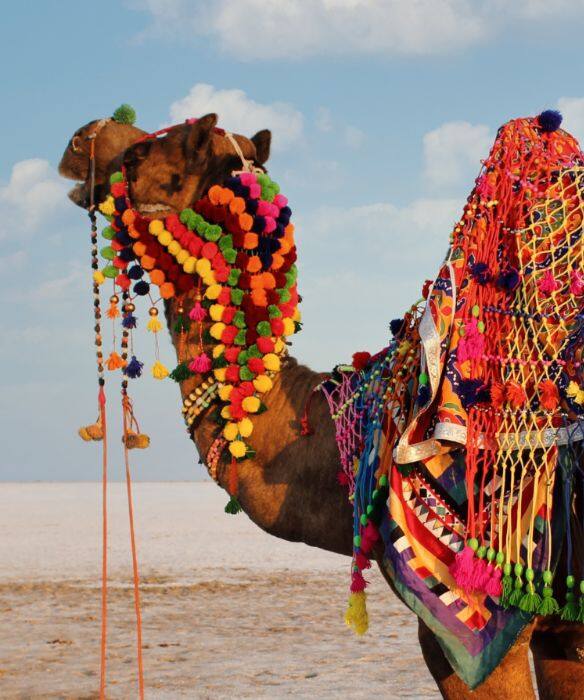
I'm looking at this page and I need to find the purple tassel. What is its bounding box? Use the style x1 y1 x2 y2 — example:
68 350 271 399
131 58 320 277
122 313 138 329
123 355 143 379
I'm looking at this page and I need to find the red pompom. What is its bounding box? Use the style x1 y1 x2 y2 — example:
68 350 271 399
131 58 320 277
352 351 371 372
270 318 285 336
239 381 255 397
422 279 433 299
224 346 240 363
257 336 274 354
222 306 237 324
225 365 240 383
217 288 231 306
248 357 265 374
221 325 238 345
115 274 130 290
539 380 560 411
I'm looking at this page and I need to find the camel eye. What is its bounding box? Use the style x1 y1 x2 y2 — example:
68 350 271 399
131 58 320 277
71 136 82 153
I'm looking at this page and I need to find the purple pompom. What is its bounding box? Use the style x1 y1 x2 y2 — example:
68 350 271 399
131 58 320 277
459 378 490 409
497 267 521 292
469 262 491 285
390 318 404 337
122 313 138 329
537 110 562 133
123 355 143 379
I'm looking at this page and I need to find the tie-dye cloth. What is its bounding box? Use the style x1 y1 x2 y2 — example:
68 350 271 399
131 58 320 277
322 113 584 688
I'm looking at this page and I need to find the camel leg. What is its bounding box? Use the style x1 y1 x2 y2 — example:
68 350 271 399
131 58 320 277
417 619 535 700
530 620 584 699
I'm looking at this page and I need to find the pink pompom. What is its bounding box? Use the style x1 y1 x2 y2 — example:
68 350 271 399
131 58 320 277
189 302 207 322
449 545 476 591
189 353 212 373
538 269 560 296
484 566 503 597
570 269 584 296
249 183 261 199
264 217 276 233
470 557 489 592
457 318 485 363
273 194 288 208
239 172 257 186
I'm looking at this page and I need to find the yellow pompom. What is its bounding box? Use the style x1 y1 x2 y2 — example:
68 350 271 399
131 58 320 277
212 344 226 359
282 318 295 336
168 240 181 256
210 304 225 322
345 592 368 635
219 384 233 401
196 258 212 277
177 249 189 265
98 196 115 216
93 270 105 285
210 322 226 340
242 396 261 413
202 272 216 287
263 353 281 372
149 220 164 235
274 338 286 354
151 360 169 380
223 422 238 441
214 367 227 382
238 417 253 438
253 374 273 394
183 256 197 274
221 406 232 420
293 308 302 322
147 316 162 333
229 440 247 458
205 284 222 300
158 229 172 247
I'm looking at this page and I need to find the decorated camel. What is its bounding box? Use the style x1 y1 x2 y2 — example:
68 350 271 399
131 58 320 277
60 107 584 699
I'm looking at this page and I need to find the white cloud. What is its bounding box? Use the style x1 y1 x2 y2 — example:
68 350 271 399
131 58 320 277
423 121 493 191
557 97 584 145
0 159 67 237
343 125 365 149
315 107 333 133
0 250 27 272
168 83 303 151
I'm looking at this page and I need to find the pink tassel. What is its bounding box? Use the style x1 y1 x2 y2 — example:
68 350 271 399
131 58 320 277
484 566 503 597
360 522 380 553
350 571 367 593
355 552 371 570
449 545 476 591
457 318 485 363
538 269 560 296
189 353 212 373
470 557 489 592
189 302 207 322
570 269 584 296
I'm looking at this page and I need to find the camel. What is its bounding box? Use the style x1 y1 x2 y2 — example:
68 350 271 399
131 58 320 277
60 113 584 699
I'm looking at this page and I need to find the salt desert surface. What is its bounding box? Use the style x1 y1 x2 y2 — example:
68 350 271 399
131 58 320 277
0 482 437 698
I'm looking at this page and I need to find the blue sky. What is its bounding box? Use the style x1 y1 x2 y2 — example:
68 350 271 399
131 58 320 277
2 0 584 481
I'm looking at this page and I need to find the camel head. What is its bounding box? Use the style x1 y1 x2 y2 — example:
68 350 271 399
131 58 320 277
122 113 272 217
59 106 146 208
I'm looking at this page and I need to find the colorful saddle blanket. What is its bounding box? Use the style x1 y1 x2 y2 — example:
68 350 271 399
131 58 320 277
322 113 584 688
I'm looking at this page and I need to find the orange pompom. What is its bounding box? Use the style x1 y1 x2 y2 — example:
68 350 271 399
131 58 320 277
229 197 246 215
539 380 560 411
490 381 506 408
160 282 175 299
506 381 527 408
133 241 147 257
150 269 166 286
247 256 262 273
284 223 295 240
239 213 253 231
208 185 223 205
250 288 268 307
250 275 264 290
128 224 141 239
270 254 285 270
278 239 291 255
122 209 136 226
141 255 156 270
262 272 276 289
219 188 234 205
243 232 258 249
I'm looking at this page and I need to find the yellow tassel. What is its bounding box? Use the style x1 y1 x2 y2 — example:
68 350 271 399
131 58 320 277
151 360 169 380
344 592 369 635
147 316 162 333
78 422 103 442
123 431 150 449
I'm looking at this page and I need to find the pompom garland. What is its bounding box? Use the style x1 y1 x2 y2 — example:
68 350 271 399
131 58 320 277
96 164 300 460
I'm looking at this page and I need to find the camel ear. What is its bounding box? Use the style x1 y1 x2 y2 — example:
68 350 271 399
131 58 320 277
124 140 152 166
251 129 271 165
185 113 218 156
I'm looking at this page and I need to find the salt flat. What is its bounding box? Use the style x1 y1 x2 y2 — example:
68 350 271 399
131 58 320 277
0 482 437 698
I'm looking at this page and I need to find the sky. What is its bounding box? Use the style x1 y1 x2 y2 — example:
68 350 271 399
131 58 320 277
2 0 584 481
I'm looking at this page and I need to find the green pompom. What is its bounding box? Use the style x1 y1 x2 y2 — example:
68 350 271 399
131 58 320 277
234 329 247 346
233 311 246 329
101 246 115 261
231 288 244 305
239 366 254 381
113 103 136 125
109 171 124 184
102 264 117 279
169 362 195 383
224 495 242 515
223 248 237 264
227 269 241 287
219 234 233 252
268 305 282 319
102 226 115 240
257 321 272 337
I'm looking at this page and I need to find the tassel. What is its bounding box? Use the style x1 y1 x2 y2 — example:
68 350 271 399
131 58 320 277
570 269 584 296
578 581 584 622
106 351 125 371
224 495 242 514
173 314 189 333
537 269 560 296
449 540 478 590
78 421 103 442
107 300 120 319
169 361 195 383
469 547 490 591
506 381 527 409
457 318 485 363
518 571 541 613
355 552 371 570
344 591 368 635
539 380 560 411
350 570 367 593
151 360 169 380
484 565 503 597
189 301 207 322
500 563 514 606
507 564 525 607
122 313 138 329
188 353 212 374
560 576 579 621
147 316 162 333
537 570 560 615
122 430 150 449
123 355 144 379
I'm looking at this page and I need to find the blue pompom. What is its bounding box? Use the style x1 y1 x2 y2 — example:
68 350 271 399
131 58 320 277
123 355 143 379
417 383 431 406
133 280 150 296
390 318 404 337
538 110 562 133
122 313 138 329
459 379 490 410
127 265 144 280
469 261 491 285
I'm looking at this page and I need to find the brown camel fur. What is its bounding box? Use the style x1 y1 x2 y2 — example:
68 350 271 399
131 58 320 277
60 117 584 698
